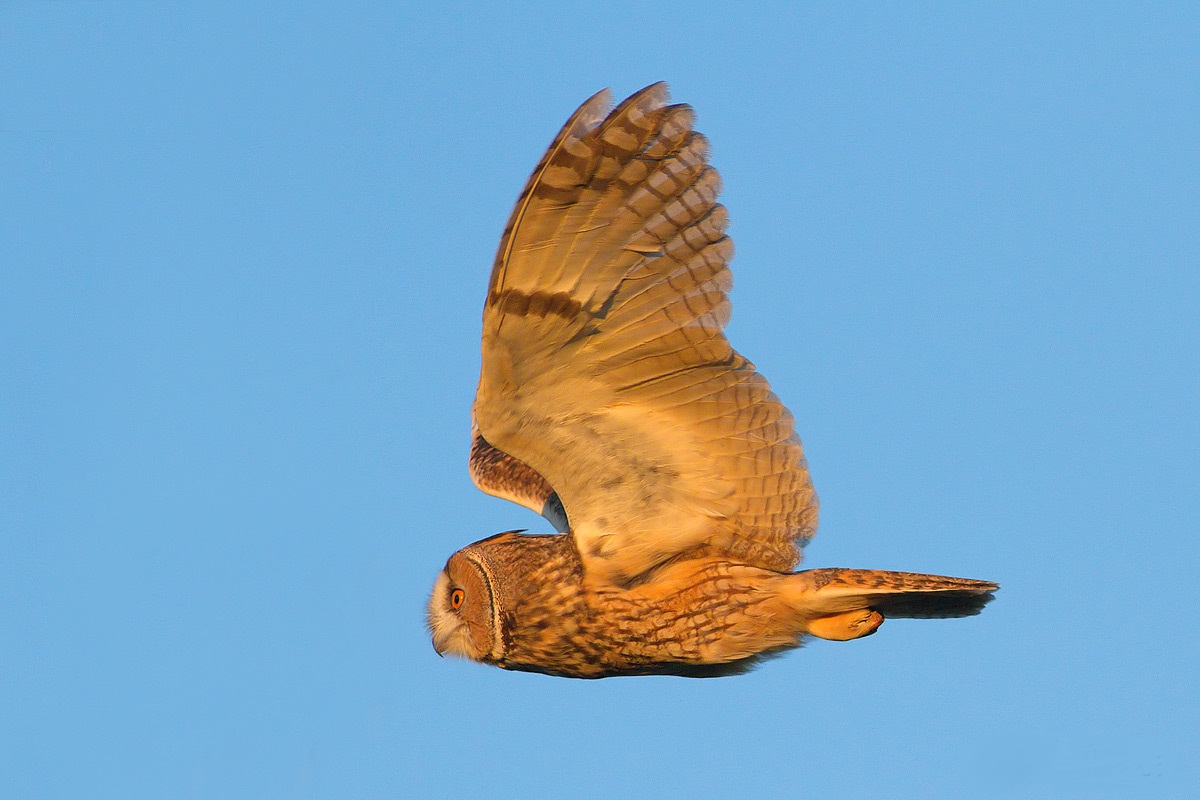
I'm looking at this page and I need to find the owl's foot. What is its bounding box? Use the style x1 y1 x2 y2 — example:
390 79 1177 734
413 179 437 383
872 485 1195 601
805 609 884 641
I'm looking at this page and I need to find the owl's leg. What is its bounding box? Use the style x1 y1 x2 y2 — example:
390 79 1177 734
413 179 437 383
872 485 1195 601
805 608 884 641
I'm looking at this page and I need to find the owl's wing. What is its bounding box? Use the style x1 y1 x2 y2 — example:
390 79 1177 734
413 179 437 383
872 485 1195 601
471 83 817 586
468 422 569 533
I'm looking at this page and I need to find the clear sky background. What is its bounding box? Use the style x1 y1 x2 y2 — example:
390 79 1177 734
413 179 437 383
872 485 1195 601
2 3 1197 798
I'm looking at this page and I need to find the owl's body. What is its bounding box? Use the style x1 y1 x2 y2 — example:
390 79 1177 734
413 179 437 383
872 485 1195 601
433 529 992 678
427 84 996 678
436 531 803 678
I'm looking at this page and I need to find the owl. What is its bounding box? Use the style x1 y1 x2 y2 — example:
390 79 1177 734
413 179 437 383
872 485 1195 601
428 83 997 678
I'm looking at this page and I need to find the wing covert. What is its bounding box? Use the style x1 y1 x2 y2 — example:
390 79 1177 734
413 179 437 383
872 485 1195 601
468 423 570 533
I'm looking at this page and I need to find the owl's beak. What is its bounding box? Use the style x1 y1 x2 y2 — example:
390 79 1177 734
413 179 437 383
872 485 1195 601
432 640 445 658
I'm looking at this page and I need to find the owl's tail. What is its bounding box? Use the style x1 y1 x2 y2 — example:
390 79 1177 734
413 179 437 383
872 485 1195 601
786 568 998 641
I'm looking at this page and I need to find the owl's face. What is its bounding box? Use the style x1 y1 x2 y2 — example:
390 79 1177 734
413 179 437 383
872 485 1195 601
427 551 498 662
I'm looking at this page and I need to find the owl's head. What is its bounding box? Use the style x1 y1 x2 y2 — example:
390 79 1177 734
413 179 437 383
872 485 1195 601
427 550 501 662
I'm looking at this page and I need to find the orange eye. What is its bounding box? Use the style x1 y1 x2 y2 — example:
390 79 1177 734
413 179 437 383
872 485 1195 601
450 588 465 610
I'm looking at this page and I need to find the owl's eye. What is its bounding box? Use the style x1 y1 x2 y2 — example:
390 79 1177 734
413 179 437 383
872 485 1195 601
450 588 465 610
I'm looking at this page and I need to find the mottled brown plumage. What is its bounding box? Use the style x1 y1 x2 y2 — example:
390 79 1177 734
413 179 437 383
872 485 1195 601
427 83 997 678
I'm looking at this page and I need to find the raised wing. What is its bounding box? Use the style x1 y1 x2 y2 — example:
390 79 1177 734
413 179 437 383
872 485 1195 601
471 83 817 585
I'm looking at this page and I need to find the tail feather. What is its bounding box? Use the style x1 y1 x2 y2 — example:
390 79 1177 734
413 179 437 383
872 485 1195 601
788 568 998 640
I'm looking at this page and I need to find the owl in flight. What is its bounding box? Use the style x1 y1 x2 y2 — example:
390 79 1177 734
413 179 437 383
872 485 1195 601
428 83 997 678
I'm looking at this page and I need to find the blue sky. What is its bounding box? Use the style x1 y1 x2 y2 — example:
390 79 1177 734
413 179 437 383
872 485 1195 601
2 2 1197 798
